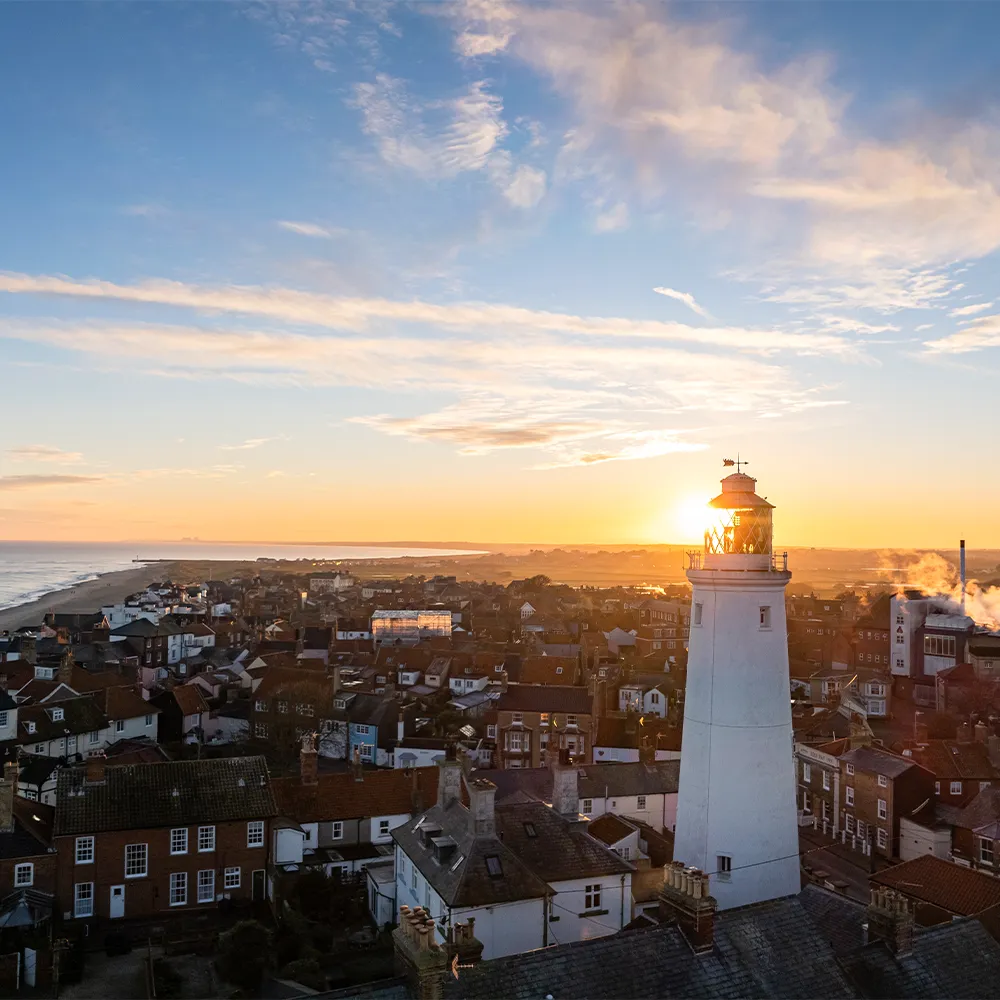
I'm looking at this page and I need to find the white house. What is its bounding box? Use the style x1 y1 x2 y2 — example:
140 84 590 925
618 683 669 719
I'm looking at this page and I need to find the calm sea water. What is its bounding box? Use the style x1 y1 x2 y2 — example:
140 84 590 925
0 541 481 611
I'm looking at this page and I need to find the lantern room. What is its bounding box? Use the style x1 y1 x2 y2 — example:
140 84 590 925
704 471 774 560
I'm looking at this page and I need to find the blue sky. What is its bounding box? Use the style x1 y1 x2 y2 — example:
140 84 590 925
1 1 999 546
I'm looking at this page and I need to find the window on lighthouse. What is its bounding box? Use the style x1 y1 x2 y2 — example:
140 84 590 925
717 855 732 881
694 604 703 627
759 606 772 629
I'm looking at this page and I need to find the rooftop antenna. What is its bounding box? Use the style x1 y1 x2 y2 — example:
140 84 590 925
960 539 966 616
722 455 749 473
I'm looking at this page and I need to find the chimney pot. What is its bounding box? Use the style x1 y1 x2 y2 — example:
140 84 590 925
85 751 107 785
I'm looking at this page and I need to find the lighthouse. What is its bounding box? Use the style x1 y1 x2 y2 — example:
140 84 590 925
673 463 799 910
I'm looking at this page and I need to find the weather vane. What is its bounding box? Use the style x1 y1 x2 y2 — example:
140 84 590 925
723 454 748 473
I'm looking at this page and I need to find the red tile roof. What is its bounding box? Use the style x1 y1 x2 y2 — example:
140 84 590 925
271 766 440 824
519 655 578 685
172 685 209 716
587 813 636 846
871 855 1000 916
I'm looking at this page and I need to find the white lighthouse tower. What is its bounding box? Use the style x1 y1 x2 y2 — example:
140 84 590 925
673 462 799 910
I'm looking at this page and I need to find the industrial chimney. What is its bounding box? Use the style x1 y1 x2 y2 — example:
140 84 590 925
960 540 966 616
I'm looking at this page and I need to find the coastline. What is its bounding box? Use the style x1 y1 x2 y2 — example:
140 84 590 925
0 564 174 634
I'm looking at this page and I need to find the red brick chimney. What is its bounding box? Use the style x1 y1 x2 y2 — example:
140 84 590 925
659 861 717 954
300 732 318 787
85 751 107 785
393 905 449 1000
0 761 17 834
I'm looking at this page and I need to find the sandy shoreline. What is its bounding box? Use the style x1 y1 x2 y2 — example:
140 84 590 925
0 564 176 634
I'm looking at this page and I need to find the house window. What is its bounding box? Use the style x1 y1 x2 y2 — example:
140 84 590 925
508 731 523 751
950 781 963 796
487 724 497 739
822 771 830 791
355 724 370 736
379 819 391 837
566 715 578 727
980 837 995 866
511 713 523 725
0 711 6 728
846 787 855 807
170 828 188 855
332 821 344 840
360 744 374 761
74 882 94 918
650 691 659 704
145 714 154 727
584 884 602 910
846 763 855 776
169 872 187 906
759 607 772 629
877 828 888 849
33 743 44 754
198 826 216 852
125 844 148 878
247 821 264 847
717 854 733 881
14 863 33 887
198 869 215 903
52 708 64 722
636 795 647 810
277 701 288 714
539 712 550 726
26 722 36 735
411 868 418 890
224 867 241 889
88 730 100 745
297 703 314 716
581 798 593 814
878 799 887 820
694 604 703 627
115 720 125 735
254 700 267 712
802 763 812 783
254 723 268 739
555 667 564 675
845 814 855 834
935 781 940 795
75 837 95 865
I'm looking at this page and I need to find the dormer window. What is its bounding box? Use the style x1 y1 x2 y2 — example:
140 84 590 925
51 708 64 722
512 712 523 725
26 722 36 734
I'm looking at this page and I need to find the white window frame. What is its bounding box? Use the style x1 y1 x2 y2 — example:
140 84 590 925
88 730 100 745
846 763 855 776
581 798 593 814
75 836 95 865
355 724 370 736
14 863 33 887
74 881 94 918
980 837 994 866
332 821 344 840
636 795 647 810
254 722 268 739
802 762 811 783
254 700 267 712
145 714 154 727
950 781 963 796
584 883 602 910
247 820 264 848
197 825 216 853
224 866 241 889
878 799 887 820
51 708 64 722
486 724 497 739
197 869 215 904
877 774 887 788
846 787 855 807
115 719 125 735
169 872 187 906
877 828 888 849
170 828 188 855
379 819 391 838
124 843 148 879
822 771 831 791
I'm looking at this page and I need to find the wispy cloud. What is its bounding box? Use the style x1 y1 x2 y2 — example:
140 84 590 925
594 202 629 232
653 286 711 320
218 436 287 451
0 272 860 357
923 314 1000 354
6 445 83 464
278 221 334 238
0 474 104 491
949 300 994 317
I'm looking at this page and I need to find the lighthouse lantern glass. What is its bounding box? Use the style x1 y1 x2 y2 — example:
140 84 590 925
704 504 773 555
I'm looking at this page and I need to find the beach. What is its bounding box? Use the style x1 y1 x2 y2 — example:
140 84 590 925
0 564 175 634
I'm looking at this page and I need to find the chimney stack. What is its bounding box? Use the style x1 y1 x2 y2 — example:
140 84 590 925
20 635 36 666
58 648 74 686
957 721 972 744
549 747 579 817
300 732 318 787
659 861 717 954
352 745 364 782
0 761 17 834
467 778 497 838
436 746 463 809
393 906 449 1000
866 887 914 957
975 721 989 744
85 751 107 785
447 916 484 968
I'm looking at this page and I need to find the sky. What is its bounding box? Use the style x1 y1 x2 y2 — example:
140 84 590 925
1 1 1000 548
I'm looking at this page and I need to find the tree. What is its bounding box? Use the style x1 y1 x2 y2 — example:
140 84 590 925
216 919 273 995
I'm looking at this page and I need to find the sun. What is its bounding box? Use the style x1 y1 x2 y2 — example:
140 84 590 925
672 494 712 544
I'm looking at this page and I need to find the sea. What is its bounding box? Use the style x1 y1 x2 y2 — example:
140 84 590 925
0 541 482 611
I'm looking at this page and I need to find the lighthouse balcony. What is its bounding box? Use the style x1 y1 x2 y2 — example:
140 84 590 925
687 551 788 573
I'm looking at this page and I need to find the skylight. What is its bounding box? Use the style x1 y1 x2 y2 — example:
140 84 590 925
524 822 537 838
485 855 503 878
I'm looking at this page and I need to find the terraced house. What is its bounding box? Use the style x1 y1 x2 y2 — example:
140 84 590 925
53 755 276 922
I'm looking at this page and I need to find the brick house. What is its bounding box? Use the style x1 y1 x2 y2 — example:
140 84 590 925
912 735 1000 808
0 761 56 914
488 685 595 769
850 594 891 669
838 746 936 858
53 755 276 923
943 785 1000 874
250 663 338 755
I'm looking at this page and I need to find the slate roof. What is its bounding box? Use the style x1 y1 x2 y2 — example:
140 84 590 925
53 756 277 836
494 801 633 882
840 746 916 779
19 698 109 742
953 786 1000 836
271 767 439 825
495 685 592 715
912 739 1000 781
0 799 54 860
391 798 549 908
444 888 856 999
486 761 680 804
870 854 1000 917
172 685 209 717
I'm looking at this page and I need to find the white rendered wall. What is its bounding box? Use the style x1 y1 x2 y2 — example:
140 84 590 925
674 567 800 909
